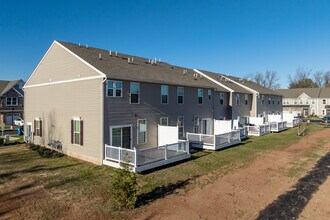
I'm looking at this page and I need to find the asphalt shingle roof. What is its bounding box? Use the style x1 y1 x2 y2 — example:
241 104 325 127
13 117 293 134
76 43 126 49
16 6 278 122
0 80 22 96
277 88 322 98
58 41 229 92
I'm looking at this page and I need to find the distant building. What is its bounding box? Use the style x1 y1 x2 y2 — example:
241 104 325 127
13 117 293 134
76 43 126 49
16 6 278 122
0 80 24 125
277 88 330 117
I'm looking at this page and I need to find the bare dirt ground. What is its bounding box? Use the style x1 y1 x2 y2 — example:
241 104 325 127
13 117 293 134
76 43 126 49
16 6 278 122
135 128 330 220
299 177 330 220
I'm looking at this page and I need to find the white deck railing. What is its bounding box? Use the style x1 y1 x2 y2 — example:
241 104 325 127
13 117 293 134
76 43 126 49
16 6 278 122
187 130 241 150
234 127 248 139
245 124 270 136
268 121 288 132
104 140 190 172
287 119 299 128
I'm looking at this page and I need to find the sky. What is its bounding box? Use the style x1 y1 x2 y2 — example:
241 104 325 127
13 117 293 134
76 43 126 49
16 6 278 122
1 0 330 88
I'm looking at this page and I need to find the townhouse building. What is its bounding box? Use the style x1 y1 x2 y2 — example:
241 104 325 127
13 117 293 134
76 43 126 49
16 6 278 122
277 88 330 117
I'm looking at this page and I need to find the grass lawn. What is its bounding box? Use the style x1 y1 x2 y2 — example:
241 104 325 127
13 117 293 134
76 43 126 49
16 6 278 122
0 123 325 218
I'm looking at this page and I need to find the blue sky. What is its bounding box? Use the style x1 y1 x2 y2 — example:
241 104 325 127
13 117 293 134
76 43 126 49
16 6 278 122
1 0 330 88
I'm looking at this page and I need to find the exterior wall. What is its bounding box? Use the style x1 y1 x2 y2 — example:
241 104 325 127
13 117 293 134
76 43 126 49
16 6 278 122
26 42 101 86
213 91 231 120
104 80 230 149
24 78 103 164
231 92 252 120
257 94 283 117
283 97 330 117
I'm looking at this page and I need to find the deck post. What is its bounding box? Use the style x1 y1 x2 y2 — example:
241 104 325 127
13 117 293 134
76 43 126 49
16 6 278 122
134 147 138 167
119 147 121 163
164 145 168 160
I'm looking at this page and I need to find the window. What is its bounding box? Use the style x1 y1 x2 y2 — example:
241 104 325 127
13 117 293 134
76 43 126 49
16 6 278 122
208 89 212 100
300 99 303 104
268 98 271 105
198 88 203 104
261 95 265 105
272 99 275 105
177 87 184 104
220 93 224 105
160 117 168 126
245 94 248 105
107 80 122 97
177 116 184 139
322 109 326 115
323 99 326 104
73 119 81 145
161 85 169 104
306 99 309 104
34 119 42 137
236 94 240 105
137 119 147 144
278 99 280 105
6 97 18 106
193 116 200 133
130 82 140 104
312 99 315 104
312 108 315 115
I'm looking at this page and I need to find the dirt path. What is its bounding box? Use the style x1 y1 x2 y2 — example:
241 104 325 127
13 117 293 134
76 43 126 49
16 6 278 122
136 128 330 220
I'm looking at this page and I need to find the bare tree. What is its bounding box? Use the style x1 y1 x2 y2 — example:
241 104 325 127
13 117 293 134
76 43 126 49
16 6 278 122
288 68 317 89
314 71 324 87
248 70 280 89
324 71 330 88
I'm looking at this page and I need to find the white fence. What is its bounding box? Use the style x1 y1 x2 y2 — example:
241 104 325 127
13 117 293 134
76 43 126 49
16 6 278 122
187 130 241 150
268 121 288 132
249 117 265 126
283 113 299 128
245 124 270 136
104 141 190 173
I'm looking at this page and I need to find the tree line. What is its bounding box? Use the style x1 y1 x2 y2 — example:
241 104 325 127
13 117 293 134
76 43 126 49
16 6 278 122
245 68 330 89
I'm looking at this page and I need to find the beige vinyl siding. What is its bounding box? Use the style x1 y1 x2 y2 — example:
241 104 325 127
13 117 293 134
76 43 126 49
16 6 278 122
24 78 103 164
25 42 101 86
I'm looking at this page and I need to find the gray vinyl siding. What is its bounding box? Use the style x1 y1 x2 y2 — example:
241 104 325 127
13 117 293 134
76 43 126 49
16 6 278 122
231 92 252 119
213 91 231 120
257 94 283 117
24 78 103 164
104 80 221 149
25 42 101 86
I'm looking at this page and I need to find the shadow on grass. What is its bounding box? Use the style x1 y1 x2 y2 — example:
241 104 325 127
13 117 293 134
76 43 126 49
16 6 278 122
257 151 330 219
136 179 191 208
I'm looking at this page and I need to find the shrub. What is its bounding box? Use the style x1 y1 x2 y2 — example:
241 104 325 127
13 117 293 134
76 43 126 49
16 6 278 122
110 161 139 210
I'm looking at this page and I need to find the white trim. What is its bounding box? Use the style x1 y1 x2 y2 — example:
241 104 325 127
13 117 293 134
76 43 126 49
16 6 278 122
23 75 104 89
130 82 140 104
177 116 184 138
55 41 106 78
198 88 203 104
160 117 169 126
110 124 133 149
6 97 18 106
12 87 24 97
177 86 184 104
106 80 123 97
137 119 147 145
220 74 259 95
193 69 234 92
161 85 169 104
23 40 106 90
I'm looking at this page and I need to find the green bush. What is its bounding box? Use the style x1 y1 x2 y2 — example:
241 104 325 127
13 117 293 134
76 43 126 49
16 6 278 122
110 162 139 210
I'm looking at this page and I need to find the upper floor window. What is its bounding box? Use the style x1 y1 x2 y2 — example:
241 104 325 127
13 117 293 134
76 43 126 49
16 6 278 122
160 117 168 126
220 93 224 105
236 94 240 105
161 85 169 104
6 97 18 106
300 99 303 104
137 119 147 144
107 80 122 97
306 99 309 104
130 82 140 104
272 99 275 105
323 99 326 105
245 94 248 105
208 89 212 100
177 87 184 104
261 95 265 105
278 99 280 105
268 98 271 105
312 99 315 104
198 88 203 104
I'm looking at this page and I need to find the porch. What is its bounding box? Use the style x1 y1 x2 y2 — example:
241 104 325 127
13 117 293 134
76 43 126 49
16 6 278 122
103 140 190 173
186 130 241 151
268 121 288 132
245 124 270 136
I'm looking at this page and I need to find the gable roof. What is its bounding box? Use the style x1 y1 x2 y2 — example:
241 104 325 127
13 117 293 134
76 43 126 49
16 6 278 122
197 70 252 94
57 41 229 92
0 80 23 96
277 88 322 98
224 75 281 96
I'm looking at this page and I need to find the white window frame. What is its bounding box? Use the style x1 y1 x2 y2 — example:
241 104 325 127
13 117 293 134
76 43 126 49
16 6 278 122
110 124 133 149
160 117 169 126
35 118 41 136
198 88 203 104
106 80 123 97
177 116 184 139
261 95 265 105
137 119 147 145
6 97 18 106
245 94 248 105
220 93 224 105
268 98 271 105
323 99 326 105
236 94 240 105
130 82 140 104
208 89 212 100
161 85 169 104
73 117 81 145
177 87 184 104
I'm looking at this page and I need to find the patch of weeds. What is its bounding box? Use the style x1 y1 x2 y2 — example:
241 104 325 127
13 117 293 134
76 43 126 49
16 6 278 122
28 144 65 158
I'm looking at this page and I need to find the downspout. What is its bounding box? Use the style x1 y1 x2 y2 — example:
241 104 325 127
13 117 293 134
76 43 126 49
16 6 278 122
100 76 107 164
